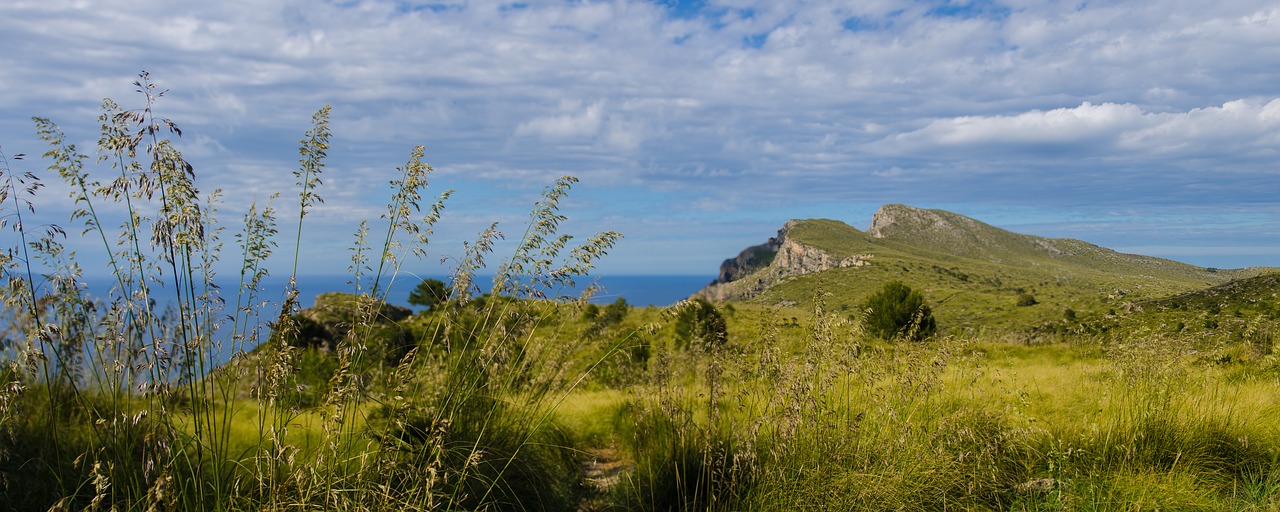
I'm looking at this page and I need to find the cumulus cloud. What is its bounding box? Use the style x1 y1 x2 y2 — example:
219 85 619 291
883 102 1147 150
515 101 606 140
876 98 1280 165
1120 98 1280 157
3 0 1280 272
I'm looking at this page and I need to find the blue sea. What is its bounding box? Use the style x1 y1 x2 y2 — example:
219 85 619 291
79 274 712 311
279 274 713 309
56 274 710 371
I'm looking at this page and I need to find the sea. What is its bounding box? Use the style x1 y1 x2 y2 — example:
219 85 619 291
77 274 712 312
278 274 711 309
41 274 711 372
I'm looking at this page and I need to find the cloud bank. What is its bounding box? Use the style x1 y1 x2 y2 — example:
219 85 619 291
0 0 1277 274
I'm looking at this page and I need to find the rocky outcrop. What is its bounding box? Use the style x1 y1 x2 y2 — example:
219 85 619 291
868 203 992 247
714 238 782 285
696 221 872 301
773 236 870 275
286 292 413 355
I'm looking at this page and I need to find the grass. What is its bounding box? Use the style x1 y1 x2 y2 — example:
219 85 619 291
2 73 1280 511
563 300 1280 511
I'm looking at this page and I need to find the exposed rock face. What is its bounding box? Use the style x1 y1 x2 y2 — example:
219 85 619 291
714 237 782 285
773 237 869 275
866 205 901 239
869 203 1084 264
868 203 991 247
696 221 872 301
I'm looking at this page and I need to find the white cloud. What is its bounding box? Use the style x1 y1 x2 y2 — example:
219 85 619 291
3 0 1280 273
889 102 1147 148
515 101 605 140
876 98 1280 164
1119 98 1280 156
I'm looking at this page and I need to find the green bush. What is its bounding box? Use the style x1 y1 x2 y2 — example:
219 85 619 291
674 298 728 349
862 281 937 341
408 278 450 310
600 297 630 326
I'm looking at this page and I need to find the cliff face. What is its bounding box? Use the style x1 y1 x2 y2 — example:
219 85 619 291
773 236 870 275
697 220 871 301
714 237 782 284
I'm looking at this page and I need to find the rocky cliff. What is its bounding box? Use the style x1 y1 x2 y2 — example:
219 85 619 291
714 237 782 285
696 220 872 301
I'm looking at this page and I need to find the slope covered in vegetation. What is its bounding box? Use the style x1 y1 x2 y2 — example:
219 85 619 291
700 205 1274 334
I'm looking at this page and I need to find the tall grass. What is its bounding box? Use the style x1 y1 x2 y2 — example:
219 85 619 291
613 292 1280 511
0 72 620 511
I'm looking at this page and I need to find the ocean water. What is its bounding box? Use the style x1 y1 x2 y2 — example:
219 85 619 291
57 274 710 370
78 274 713 312
275 274 712 309
571 275 713 307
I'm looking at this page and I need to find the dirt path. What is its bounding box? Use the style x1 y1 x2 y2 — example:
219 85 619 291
577 447 632 511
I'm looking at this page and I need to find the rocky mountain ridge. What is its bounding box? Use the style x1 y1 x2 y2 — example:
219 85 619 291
694 204 1262 305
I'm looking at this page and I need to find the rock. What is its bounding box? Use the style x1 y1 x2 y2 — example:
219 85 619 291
695 221 872 302
713 237 782 285
285 292 413 358
307 292 413 324
773 236 869 275
1015 478 1057 493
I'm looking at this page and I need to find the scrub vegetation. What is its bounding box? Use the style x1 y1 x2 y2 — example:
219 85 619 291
2 74 1279 511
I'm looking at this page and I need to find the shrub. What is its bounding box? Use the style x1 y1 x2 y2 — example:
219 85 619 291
283 292 415 362
674 298 728 349
582 297 629 340
862 281 937 341
600 297 630 326
407 278 450 310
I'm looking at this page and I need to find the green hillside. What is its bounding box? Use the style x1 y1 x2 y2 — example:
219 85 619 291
1082 273 1280 348
705 205 1274 333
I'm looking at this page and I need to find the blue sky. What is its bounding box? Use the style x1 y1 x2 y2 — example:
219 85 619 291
1 0 1278 278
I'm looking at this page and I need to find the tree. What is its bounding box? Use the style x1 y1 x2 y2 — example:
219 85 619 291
408 278 450 310
862 281 937 341
674 298 728 350
599 297 629 326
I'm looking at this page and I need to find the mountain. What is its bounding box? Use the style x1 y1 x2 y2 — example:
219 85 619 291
695 204 1273 331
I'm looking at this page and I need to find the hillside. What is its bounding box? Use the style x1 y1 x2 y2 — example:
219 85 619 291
695 204 1273 332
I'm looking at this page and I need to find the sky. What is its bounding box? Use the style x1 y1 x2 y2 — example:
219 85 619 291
0 0 1278 279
